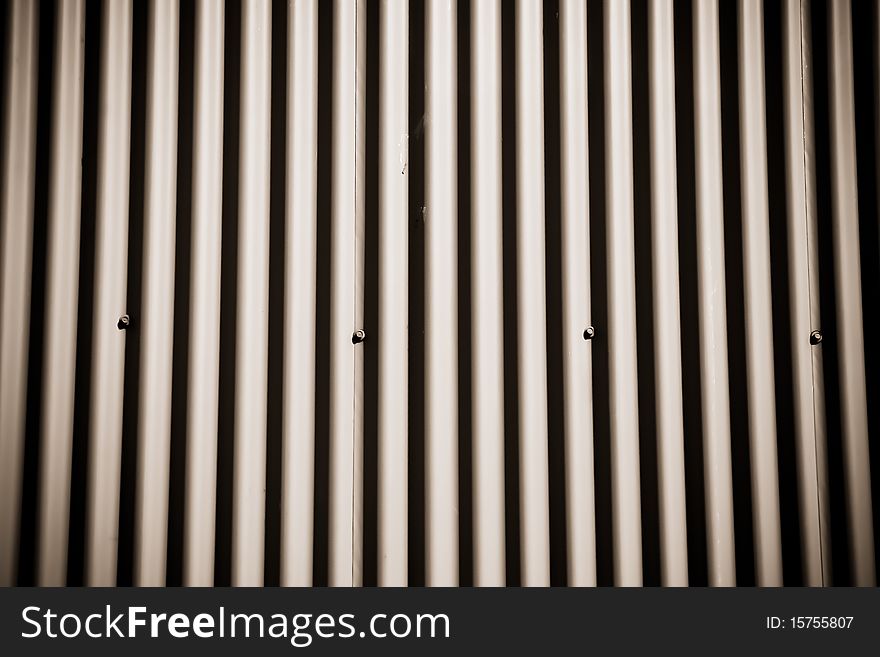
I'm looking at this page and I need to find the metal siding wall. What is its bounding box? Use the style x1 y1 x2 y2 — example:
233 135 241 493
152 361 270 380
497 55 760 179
1 0 878 588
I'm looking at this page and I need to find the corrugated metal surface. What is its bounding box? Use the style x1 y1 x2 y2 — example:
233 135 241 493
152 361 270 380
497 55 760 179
1 0 879 587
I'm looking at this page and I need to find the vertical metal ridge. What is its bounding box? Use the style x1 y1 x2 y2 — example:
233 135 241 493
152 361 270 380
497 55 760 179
515 0 551 587
826 0 875 587
36 0 86 587
184 0 224 587
470 0 506 587
424 0 459 587
604 0 643 587
798 0 832 588
0 0 40 586
648 0 688 587
135 0 181 587
782 0 830 587
377 0 409 587
232 0 272 587
86 0 134 586
736 0 783 586
693 0 735 587
559 0 597 587
329 0 358 587
281 0 318 588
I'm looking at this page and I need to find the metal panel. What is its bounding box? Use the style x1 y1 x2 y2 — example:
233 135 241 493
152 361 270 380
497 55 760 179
86 0 134 586
826 0 876 587
648 0 688 587
281 0 318 588
692 0 735 587
135 0 180 587
232 0 272 587
604 0 642 587
184 0 225 587
559 0 596 588
736 0 782 587
0 0 39 586
3 0 877 591
424 0 459 587
470 0 506 588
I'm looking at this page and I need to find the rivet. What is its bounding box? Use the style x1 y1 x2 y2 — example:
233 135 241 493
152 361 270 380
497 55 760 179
117 315 130 331
352 329 366 345
583 326 595 341
809 329 823 345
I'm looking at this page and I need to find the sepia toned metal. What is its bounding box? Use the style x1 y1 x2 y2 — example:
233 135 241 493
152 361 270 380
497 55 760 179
0 0 876 590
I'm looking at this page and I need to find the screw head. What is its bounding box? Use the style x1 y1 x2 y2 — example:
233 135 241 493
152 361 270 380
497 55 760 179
117 314 130 331
809 329 823 345
352 329 366 344
583 326 595 341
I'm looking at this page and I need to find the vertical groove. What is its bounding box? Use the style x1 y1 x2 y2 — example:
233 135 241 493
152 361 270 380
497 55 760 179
85 0 134 586
135 0 180 586
377 0 409 587
0 0 40 586
329 0 358 587
231 0 271 587
604 0 642 587
559 0 596 587
424 0 459 587
826 0 875 587
36 0 86 587
184 0 224 587
782 0 831 586
470 0 506 587
693 0 736 586
515 0 551 587
648 0 689 587
281 0 318 588
736 0 783 586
